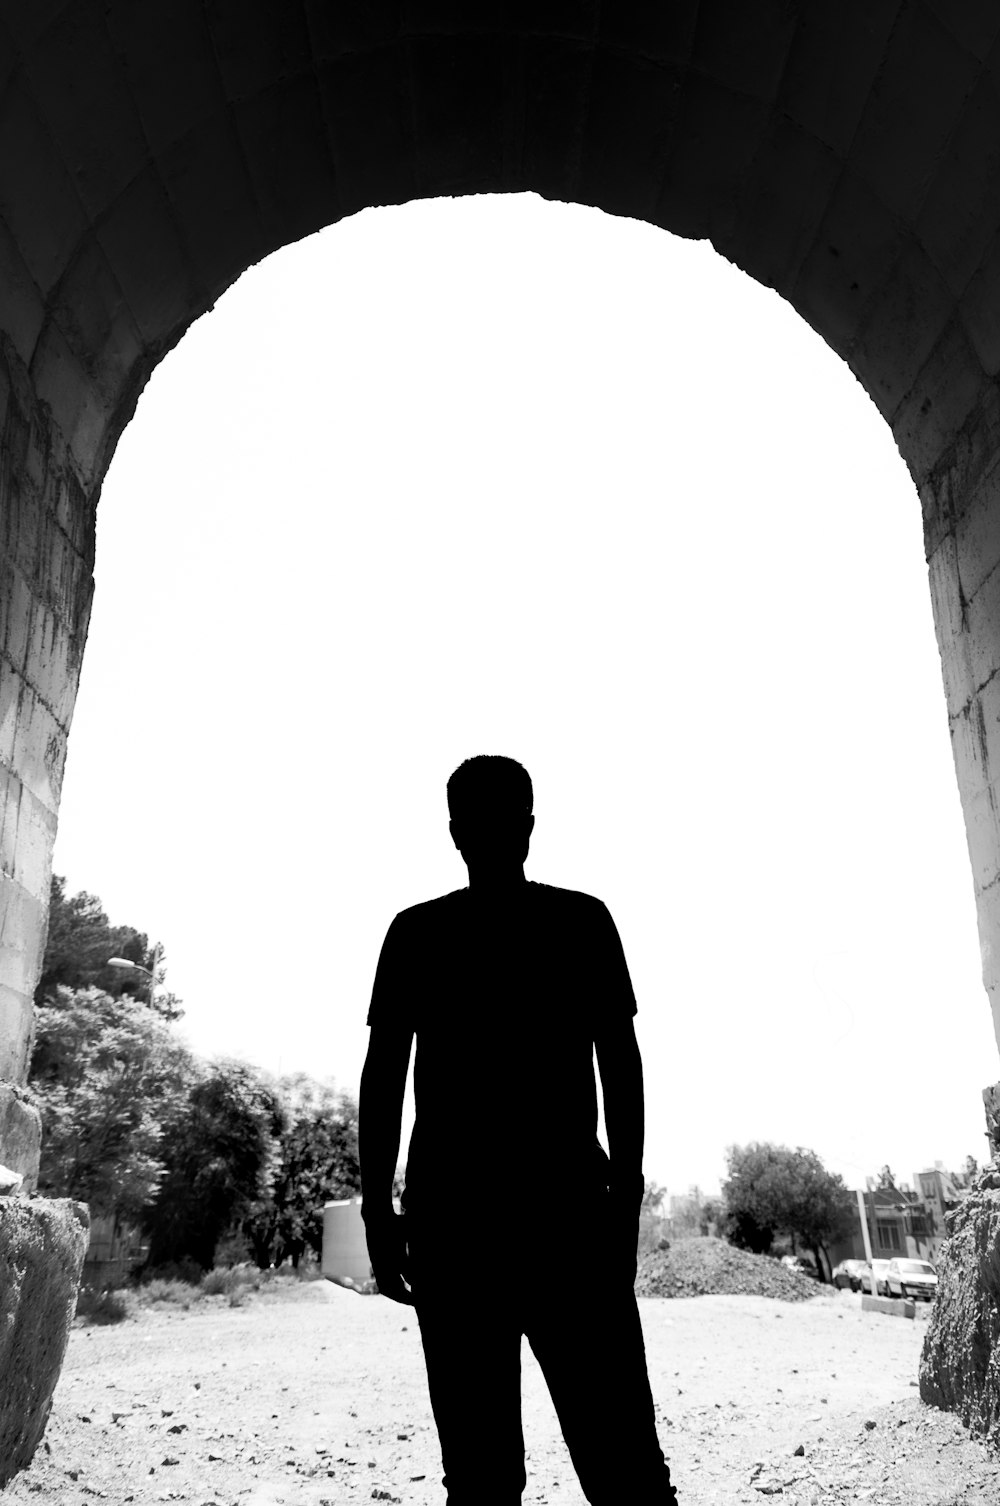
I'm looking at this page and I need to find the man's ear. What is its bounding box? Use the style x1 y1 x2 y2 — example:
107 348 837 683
449 818 462 852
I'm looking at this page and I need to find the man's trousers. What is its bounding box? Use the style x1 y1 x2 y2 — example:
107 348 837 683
412 1250 679 1505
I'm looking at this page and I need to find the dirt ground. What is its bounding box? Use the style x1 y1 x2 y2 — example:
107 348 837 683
7 1281 1000 1505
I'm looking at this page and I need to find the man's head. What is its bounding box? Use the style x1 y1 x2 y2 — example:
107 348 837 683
447 756 534 875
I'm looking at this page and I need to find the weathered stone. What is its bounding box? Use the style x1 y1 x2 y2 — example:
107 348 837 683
919 1171 1000 1444
0 1084 41 1190
0 1198 89 1488
862 1294 915 1320
984 1084 1000 1160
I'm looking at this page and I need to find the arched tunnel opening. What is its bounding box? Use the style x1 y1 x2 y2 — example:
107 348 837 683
51 192 993 1215
4 0 1000 1482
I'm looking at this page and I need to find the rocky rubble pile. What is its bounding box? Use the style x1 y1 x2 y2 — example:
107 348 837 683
635 1235 819 1301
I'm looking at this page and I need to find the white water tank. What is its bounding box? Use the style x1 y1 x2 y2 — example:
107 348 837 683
321 1199 371 1286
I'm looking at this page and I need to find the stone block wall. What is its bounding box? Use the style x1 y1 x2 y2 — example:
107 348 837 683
920 1168 1000 1444
0 328 98 1187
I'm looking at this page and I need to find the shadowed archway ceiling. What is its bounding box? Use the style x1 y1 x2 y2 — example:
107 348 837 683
2 0 998 491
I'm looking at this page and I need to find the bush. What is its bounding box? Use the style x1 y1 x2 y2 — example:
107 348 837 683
75 1284 132 1325
200 1267 240 1295
200 1263 264 1298
138 1277 202 1308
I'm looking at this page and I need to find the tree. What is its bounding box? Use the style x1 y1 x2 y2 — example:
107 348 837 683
242 1074 361 1268
36 875 182 1019
641 1180 666 1215
29 986 196 1218
143 1059 286 1270
722 1142 855 1277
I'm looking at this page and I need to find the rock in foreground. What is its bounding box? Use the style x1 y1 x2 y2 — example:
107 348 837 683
635 1236 818 1301
0 1198 89 1486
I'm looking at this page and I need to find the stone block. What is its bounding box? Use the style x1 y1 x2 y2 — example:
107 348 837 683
862 1294 916 1319
852 241 955 419
320 49 419 216
20 2 150 222
0 1085 40 1187
661 80 771 248
849 3 978 222
0 984 34 1085
94 168 196 347
106 1 220 158
727 116 841 296
792 169 904 364
0 1197 89 1488
920 1170 1000 1441
576 49 682 224
779 0 898 158
917 70 1000 298
232 79 339 251
0 79 87 297
156 114 268 301
958 785 1000 893
954 452 1000 601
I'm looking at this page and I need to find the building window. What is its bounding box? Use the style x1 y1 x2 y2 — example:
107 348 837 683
876 1222 901 1251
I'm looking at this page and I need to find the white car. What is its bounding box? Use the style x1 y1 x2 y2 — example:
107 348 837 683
832 1258 867 1291
886 1258 937 1301
859 1259 891 1295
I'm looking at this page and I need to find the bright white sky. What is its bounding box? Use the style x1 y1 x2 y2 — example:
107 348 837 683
52 193 997 1200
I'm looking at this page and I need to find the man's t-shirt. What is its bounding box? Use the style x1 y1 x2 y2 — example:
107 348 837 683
367 881 637 1218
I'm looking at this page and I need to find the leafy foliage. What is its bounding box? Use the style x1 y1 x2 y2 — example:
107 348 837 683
36 875 182 1018
242 1074 361 1268
144 1059 286 1271
29 986 195 1216
721 1142 855 1272
641 1179 666 1214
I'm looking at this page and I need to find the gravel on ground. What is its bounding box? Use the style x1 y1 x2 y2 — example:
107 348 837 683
6 1279 1000 1505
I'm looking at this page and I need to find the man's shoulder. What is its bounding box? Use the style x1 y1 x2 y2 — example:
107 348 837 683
529 881 609 916
391 889 468 930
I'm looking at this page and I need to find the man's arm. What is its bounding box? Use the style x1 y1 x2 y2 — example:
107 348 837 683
595 1014 646 1281
359 1021 414 1303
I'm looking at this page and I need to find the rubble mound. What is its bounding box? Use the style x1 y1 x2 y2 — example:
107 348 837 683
919 1167 1000 1443
635 1236 819 1301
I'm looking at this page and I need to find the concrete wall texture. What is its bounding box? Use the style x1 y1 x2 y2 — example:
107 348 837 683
5 1 1000 1174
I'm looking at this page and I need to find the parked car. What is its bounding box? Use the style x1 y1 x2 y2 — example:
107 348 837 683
885 1258 937 1301
832 1258 866 1291
858 1259 891 1295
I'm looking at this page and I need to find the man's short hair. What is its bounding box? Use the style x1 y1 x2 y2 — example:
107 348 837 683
447 756 533 820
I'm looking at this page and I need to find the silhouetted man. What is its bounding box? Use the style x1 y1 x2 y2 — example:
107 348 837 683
359 755 679 1505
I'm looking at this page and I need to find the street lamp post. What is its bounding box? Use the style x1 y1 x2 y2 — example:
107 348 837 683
107 943 161 1009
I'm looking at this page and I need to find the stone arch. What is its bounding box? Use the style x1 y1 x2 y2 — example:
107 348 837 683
4 0 1000 1469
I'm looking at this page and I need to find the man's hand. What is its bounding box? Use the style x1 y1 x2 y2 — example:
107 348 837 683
363 1209 414 1305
